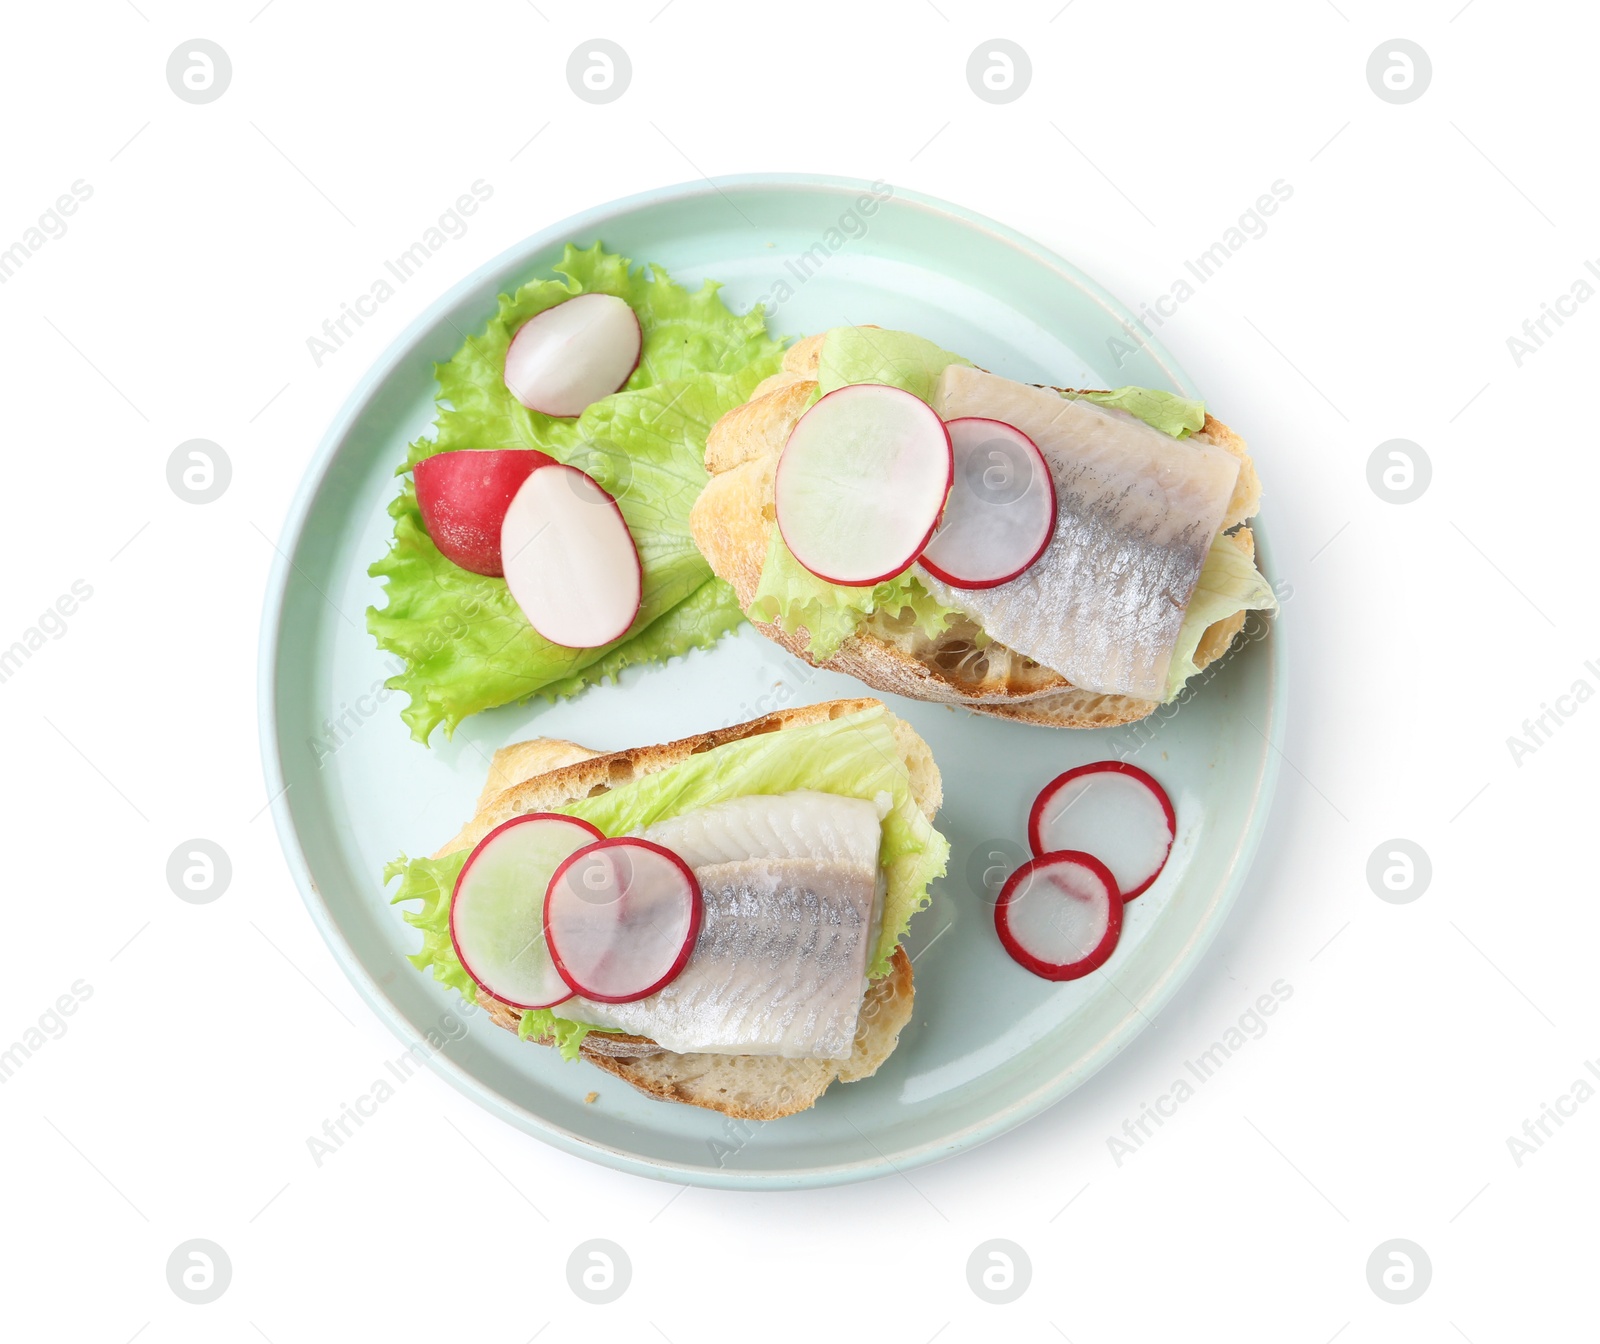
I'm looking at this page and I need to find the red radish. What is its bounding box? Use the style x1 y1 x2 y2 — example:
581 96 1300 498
774 383 953 586
414 448 555 576
503 293 642 418
500 463 642 649
995 851 1123 981
544 838 702 1004
1029 762 1176 901
918 418 1056 589
449 812 604 1009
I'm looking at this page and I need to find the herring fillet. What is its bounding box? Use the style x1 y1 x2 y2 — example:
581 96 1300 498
642 789 883 870
560 792 884 1059
922 365 1242 700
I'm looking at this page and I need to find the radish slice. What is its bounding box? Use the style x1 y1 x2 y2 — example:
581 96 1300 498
918 417 1056 589
503 293 642 418
415 448 555 577
500 464 642 649
544 838 702 1004
449 813 604 1009
774 382 953 586
995 852 1123 981
1029 762 1176 901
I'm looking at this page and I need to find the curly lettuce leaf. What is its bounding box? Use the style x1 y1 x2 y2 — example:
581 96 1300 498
1163 534 1278 701
749 529 955 662
816 326 972 401
516 1009 595 1059
537 576 746 703
386 704 947 1058
1074 385 1206 438
385 853 475 1000
368 246 783 742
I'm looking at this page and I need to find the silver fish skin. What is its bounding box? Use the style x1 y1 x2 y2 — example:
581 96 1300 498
565 792 884 1059
642 789 884 869
921 365 1241 700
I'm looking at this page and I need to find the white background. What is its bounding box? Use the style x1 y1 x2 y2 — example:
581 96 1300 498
2 1 1594 1339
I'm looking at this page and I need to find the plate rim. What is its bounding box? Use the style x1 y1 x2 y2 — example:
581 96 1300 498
257 172 1287 1190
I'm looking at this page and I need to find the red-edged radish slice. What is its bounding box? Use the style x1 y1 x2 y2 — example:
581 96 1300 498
774 382 953 586
415 448 556 577
1028 762 1176 901
503 293 642 417
449 812 604 1009
544 838 702 1004
995 851 1123 981
500 463 642 648
918 417 1056 589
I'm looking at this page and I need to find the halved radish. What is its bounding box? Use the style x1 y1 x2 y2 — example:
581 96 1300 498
544 838 702 1004
774 382 953 586
1029 762 1176 901
918 417 1056 589
995 851 1123 981
449 812 604 1009
415 448 555 577
503 293 642 417
500 463 642 648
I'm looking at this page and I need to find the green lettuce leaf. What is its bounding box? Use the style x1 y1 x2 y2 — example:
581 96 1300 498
749 529 955 662
1074 386 1206 438
386 704 947 1059
536 576 747 703
816 326 972 401
368 245 783 742
1163 534 1279 701
385 852 477 1003
517 1010 595 1058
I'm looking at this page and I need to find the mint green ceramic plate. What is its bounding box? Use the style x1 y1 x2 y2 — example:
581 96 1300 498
260 176 1284 1189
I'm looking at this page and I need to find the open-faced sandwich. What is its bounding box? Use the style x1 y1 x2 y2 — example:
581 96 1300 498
367 245 783 744
690 327 1278 727
386 698 946 1118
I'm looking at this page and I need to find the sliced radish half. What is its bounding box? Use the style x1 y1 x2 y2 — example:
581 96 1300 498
500 463 642 649
918 417 1057 589
449 812 604 1009
415 448 556 577
774 382 953 586
1029 762 1176 901
544 838 702 1004
995 852 1123 981
503 293 642 418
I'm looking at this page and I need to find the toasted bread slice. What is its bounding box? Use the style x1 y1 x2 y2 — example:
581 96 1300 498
690 333 1265 728
434 698 935 1119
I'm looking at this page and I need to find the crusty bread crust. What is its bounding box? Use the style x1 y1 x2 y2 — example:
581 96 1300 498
435 698 932 1119
689 332 1266 728
472 946 914 1120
